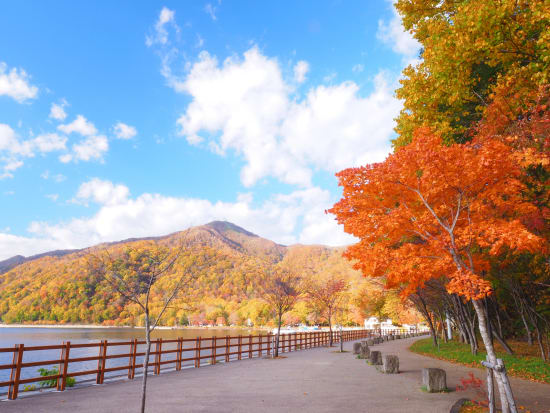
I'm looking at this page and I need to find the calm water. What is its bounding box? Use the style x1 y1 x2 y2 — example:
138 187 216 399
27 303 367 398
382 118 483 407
0 326 262 395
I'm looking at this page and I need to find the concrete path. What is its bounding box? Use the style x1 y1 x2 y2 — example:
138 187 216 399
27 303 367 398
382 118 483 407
1 337 549 413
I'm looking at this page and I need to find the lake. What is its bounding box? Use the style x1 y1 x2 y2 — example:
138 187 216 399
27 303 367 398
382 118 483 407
0 326 263 396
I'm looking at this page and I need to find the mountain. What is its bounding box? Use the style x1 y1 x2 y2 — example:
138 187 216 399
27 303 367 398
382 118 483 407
0 221 385 327
0 249 80 275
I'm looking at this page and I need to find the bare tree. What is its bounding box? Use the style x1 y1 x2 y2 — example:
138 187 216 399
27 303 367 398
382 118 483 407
262 267 301 357
307 276 348 347
87 241 203 413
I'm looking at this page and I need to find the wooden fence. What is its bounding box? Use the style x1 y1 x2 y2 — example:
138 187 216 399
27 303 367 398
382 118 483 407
0 328 415 400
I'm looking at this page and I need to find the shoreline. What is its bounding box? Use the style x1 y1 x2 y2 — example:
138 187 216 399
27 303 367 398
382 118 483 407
0 323 269 331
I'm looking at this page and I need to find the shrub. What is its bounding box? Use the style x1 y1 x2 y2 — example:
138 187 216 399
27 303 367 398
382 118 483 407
38 366 75 388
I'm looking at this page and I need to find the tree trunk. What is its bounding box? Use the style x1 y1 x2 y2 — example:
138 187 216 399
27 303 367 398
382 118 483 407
457 298 478 355
426 314 438 347
472 299 512 413
328 312 333 347
414 293 438 347
141 315 151 413
490 319 514 355
533 325 547 362
519 310 533 346
438 312 448 343
274 312 282 358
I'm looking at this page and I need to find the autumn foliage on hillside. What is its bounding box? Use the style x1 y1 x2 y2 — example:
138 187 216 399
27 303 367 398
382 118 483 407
0 223 418 328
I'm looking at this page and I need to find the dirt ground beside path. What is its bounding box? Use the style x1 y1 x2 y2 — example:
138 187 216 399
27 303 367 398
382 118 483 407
1 336 549 413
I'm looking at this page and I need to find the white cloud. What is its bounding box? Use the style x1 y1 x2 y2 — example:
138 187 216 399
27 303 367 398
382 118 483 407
0 62 38 103
0 125 67 177
74 178 130 206
323 72 337 83
56 115 108 162
377 0 421 66
58 115 97 136
293 60 309 83
49 101 68 121
45 194 59 202
41 170 66 182
175 47 399 187
31 133 67 153
113 122 137 139
3 182 354 260
61 134 108 163
59 154 72 163
0 233 67 260
146 7 178 47
204 3 217 21
0 124 22 153
1 159 23 177
196 34 205 49
352 64 364 73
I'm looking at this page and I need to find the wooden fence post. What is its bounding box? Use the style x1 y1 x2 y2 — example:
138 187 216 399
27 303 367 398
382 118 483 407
7 344 23 400
176 337 182 371
129 338 137 379
486 355 495 413
57 341 71 391
196 337 201 368
267 334 272 357
154 338 162 375
248 335 252 359
194 337 199 368
211 336 216 365
96 340 107 384
238 335 242 360
497 359 517 413
225 335 230 362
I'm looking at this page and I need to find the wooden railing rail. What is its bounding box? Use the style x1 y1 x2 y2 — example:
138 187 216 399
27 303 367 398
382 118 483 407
0 327 425 400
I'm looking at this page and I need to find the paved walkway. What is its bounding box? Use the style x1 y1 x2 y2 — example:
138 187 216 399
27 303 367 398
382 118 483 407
1 337 549 413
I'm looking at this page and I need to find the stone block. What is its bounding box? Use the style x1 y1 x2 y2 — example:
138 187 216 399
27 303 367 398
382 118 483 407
353 342 362 355
379 354 399 374
422 368 447 392
360 341 370 358
368 350 382 365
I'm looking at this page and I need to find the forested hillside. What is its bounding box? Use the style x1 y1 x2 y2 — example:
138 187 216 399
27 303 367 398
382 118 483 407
0 221 417 327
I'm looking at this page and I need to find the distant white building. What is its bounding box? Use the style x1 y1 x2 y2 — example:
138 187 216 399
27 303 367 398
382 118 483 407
364 317 422 332
364 316 394 330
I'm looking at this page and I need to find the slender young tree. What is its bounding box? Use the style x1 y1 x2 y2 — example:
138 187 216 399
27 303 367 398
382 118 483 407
88 241 203 413
307 276 348 347
262 267 301 357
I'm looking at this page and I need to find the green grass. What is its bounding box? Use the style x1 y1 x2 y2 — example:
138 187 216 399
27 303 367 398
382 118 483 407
420 384 451 393
410 338 550 384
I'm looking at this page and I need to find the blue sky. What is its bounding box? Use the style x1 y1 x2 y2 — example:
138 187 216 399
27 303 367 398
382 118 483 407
0 0 419 260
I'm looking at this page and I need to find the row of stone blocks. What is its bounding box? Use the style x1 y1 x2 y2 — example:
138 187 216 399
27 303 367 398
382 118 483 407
353 340 399 374
352 340 447 391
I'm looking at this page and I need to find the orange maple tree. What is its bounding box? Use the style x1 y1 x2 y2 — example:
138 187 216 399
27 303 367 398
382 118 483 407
329 128 543 408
